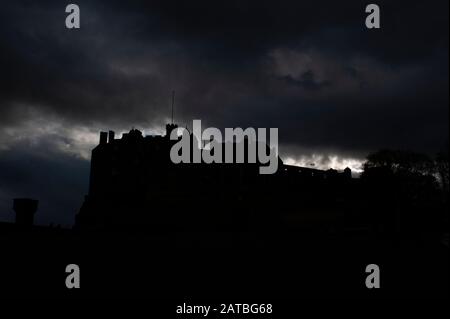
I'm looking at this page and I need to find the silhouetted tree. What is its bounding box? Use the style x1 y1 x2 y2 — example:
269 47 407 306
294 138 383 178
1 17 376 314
435 145 449 236
363 149 435 176
435 147 449 195
361 149 442 235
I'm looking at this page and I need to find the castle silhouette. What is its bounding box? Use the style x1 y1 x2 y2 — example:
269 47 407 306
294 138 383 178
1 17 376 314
74 123 353 231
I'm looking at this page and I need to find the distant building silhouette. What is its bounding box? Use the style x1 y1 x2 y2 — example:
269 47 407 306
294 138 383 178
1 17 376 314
0 198 69 235
13 198 38 227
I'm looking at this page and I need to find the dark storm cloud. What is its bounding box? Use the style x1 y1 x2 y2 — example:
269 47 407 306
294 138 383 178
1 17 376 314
1 0 447 145
0 0 448 223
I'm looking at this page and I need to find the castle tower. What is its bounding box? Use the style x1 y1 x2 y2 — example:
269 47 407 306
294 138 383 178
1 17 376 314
13 198 39 226
343 167 352 179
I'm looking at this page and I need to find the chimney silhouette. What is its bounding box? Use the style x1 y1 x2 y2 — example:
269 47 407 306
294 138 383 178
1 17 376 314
99 131 108 145
166 123 178 138
108 130 115 143
13 198 38 226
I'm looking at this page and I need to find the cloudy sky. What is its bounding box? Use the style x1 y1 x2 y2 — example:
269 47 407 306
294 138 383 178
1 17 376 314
0 0 448 225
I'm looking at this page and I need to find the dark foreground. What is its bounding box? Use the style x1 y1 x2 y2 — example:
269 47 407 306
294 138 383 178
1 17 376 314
0 228 448 299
